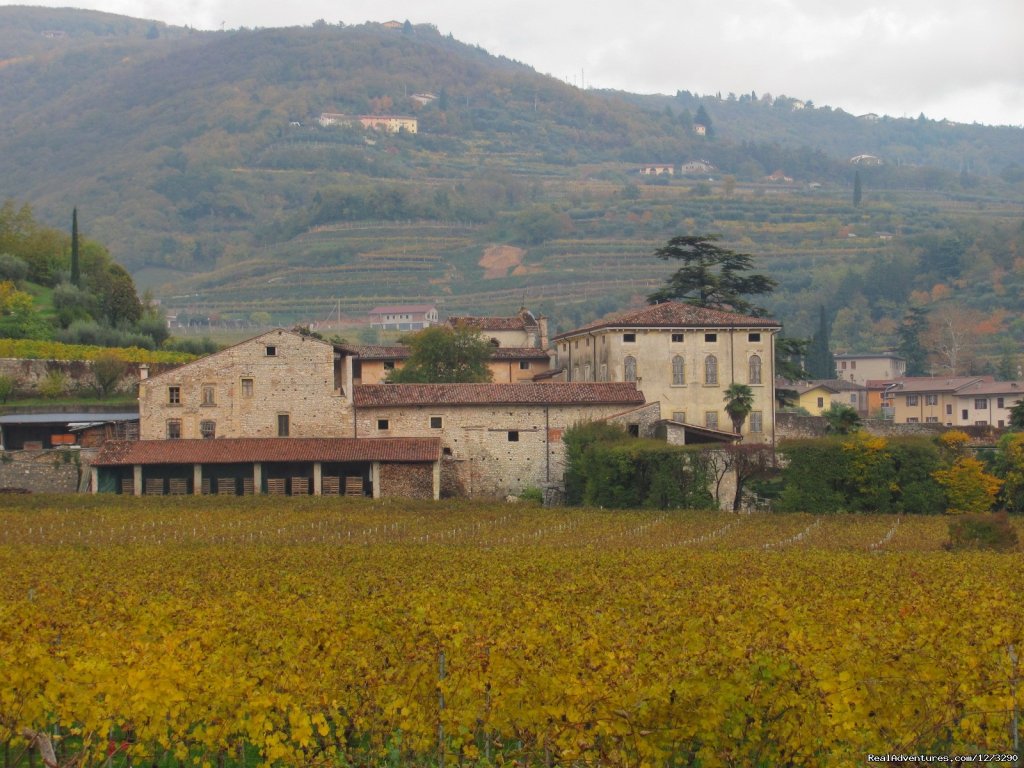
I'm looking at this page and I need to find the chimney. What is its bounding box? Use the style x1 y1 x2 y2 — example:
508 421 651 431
538 316 549 350
138 364 149 381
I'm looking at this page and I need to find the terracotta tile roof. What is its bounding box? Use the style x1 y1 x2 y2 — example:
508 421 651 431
336 344 412 360
93 437 442 466
552 302 779 339
368 305 436 315
448 315 535 331
892 376 993 394
950 381 1024 397
354 382 644 407
834 352 905 360
336 345 547 361
489 347 550 361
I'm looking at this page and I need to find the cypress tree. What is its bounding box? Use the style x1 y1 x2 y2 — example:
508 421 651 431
70 207 81 287
853 170 863 207
807 305 835 379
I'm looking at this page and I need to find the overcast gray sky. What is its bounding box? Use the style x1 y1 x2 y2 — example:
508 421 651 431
16 0 1024 126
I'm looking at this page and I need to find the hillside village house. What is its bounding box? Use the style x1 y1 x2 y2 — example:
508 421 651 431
834 352 906 385
348 308 552 384
94 329 647 499
367 305 439 330
339 344 551 385
552 302 780 444
889 376 1024 427
318 113 418 134
639 164 674 176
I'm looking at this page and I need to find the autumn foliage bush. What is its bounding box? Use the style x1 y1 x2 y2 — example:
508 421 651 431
946 511 1020 551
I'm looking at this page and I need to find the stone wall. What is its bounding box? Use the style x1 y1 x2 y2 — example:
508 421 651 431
606 402 663 438
356 401 643 498
0 449 85 492
0 358 177 398
776 412 1001 445
380 463 434 499
138 330 351 440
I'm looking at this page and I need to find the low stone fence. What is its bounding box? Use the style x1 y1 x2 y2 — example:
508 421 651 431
0 358 179 398
0 448 102 493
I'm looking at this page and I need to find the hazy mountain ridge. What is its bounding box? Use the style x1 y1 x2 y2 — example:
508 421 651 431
1 7 1022 355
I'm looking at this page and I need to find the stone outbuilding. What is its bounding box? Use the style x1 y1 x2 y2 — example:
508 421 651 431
92 436 442 499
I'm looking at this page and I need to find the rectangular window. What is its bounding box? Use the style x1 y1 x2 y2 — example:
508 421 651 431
241 378 253 397
999 420 1005 428
277 414 289 437
817 397 824 408
519 361 531 370
750 411 763 433
704 333 717 343
202 384 215 406
377 419 390 431
627 424 640 437
671 333 684 343
851 361 857 370
907 417 920 423
925 394 938 405
166 420 181 439
962 410 969 420
925 417 939 423
975 420 989 426
623 333 636 343
841 361 847 370
705 412 718 429
168 386 181 405
383 361 395 371
748 333 761 342
850 394 857 404
430 416 443 429
672 411 686 423
507 430 520 442
200 420 216 439
265 346 277 357
946 404 953 415
906 395 919 406
998 398 1005 408
975 398 988 410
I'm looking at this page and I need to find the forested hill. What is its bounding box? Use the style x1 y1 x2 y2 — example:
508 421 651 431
1 7 1023 360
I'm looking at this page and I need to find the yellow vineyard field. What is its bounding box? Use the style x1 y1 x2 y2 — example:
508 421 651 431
0 496 1022 767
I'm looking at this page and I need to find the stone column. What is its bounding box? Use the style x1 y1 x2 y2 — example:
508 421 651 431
193 464 203 495
313 462 322 496
90 466 99 495
371 462 381 499
253 463 262 495
133 465 143 497
432 460 441 501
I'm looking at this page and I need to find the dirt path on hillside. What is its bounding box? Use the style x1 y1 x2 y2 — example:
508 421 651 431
479 245 525 279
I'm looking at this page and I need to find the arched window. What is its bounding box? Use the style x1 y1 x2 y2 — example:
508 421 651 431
672 355 685 385
704 354 718 385
748 354 762 385
573 365 580 381
583 363 591 382
624 356 637 382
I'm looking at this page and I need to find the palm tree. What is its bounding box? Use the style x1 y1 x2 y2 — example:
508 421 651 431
723 383 755 435
823 402 861 434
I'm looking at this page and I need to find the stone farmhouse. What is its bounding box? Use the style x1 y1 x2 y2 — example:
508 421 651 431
93 329 649 500
551 303 780 444
92 303 781 499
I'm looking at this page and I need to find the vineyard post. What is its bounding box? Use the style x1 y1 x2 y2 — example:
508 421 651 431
438 649 446 768
1010 644 1020 754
